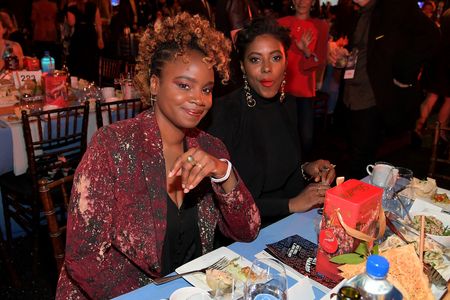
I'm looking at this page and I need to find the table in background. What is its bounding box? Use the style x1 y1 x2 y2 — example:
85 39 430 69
114 209 326 300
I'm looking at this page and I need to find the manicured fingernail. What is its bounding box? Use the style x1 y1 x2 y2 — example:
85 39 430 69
184 188 190 193
189 185 193 189
182 184 185 189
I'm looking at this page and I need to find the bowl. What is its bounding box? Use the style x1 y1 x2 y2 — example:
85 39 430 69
409 210 450 248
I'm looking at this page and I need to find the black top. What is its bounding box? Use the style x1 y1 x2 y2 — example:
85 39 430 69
161 193 202 275
200 87 304 227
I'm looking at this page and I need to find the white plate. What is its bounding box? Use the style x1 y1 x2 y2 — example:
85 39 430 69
175 247 251 291
406 187 450 212
169 287 211 300
409 210 450 248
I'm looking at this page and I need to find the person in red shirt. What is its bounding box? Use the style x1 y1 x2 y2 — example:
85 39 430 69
278 0 329 159
56 12 260 299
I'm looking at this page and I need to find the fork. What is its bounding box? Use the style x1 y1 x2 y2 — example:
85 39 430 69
153 256 230 285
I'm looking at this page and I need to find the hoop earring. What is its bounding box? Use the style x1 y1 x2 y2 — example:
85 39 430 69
279 74 286 103
243 74 256 108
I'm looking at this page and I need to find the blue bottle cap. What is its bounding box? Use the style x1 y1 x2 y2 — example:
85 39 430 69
366 255 389 279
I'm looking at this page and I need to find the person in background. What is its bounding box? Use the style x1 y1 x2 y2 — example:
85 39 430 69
278 0 329 160
56 12 260 299
0 10 27 55
328 0 440 179
0 14 24 70
31 0 59 61
201 17 335 227
67 0 104 82
415 5 450 143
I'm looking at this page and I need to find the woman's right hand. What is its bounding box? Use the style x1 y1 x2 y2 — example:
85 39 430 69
288 183 329 213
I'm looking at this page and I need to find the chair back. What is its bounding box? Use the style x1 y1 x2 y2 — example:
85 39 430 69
99 57 123 87
38 175 73 273
95 98 144 129
21 102 89 186
428 121 450 182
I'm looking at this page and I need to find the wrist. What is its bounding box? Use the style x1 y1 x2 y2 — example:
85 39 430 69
211 159 232 183
301 162 310 181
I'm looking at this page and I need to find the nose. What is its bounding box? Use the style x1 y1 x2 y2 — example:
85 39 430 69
261 62 271 73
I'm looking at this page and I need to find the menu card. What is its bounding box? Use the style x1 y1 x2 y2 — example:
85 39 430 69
265 235 341 289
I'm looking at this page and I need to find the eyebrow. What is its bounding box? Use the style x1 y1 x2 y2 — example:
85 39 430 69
174 76 214 86
247 50 283 57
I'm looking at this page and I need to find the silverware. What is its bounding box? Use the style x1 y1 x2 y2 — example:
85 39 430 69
153 256 230 285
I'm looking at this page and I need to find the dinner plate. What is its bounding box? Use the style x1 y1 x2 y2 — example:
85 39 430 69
169 287 211 300
412 188 450 212
175 247 251 292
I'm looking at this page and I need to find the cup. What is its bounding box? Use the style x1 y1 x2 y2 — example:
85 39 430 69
101 87 115 100
366 162 396 188
244 258 287 300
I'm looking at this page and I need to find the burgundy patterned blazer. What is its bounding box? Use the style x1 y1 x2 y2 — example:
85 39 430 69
56 110 260 299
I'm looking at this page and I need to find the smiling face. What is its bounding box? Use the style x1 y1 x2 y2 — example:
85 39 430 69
293 0 314 17
241 34 287 99
151 49 214 131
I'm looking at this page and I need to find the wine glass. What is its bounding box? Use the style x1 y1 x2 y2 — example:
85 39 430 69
393 167 414 218
244 258 288 300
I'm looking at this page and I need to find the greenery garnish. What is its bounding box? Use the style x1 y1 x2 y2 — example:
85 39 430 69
329 242 379 265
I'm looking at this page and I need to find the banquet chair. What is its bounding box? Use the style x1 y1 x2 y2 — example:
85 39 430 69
95 98 145 129
0 102 89 274
99 57 123 87
38 175 73 273
428 121 450 183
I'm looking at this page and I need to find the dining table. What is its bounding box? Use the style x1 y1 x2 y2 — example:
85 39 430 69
114 208 328 300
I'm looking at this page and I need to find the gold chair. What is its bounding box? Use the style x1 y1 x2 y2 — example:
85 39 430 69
428 121 450 182
95 98 145 129
0 102 89 273
99 57 123 87
38 175 73 273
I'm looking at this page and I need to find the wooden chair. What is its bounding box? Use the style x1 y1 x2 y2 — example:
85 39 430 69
38 175 73 273
0 102 89 273
428 121 450 182
99 57 123 87
95 98 144 129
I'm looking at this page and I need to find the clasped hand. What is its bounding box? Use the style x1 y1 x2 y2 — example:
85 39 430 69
168 147 228 193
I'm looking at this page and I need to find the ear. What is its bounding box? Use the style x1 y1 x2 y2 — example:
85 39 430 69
240 62 245 75
150 75 160 95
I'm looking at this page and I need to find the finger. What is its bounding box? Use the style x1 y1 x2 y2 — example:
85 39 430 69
168 148 196 178
187 159 212 192
181 148 201 192
184 154 208 192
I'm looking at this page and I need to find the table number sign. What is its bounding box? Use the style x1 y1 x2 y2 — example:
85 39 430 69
13 70 43 89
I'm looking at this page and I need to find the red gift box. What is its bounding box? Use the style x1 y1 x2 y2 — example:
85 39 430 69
43 73 68 107
316 179 384 281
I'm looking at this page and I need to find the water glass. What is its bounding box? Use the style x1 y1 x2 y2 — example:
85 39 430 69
244 258 287 300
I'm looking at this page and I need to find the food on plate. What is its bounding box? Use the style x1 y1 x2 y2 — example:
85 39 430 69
205 269 233 292
205 259 261 291
339 244 433 300
408 177 437 199
412 215 445 236
433 193 450 204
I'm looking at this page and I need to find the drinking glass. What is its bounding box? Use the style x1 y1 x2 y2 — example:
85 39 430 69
244 258 287 300
393 167 414 217
213 276 244 300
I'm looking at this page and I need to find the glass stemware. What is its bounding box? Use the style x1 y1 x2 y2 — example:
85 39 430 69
244 258 287 300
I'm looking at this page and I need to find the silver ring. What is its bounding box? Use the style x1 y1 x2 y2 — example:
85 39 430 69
186 155 196 166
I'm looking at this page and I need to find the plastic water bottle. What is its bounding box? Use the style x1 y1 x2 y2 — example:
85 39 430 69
41 51 55 73
345 255 403 300
3 43 19 70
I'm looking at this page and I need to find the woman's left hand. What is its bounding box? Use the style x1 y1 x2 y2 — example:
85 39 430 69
304 159 336 185
168 147 229 193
